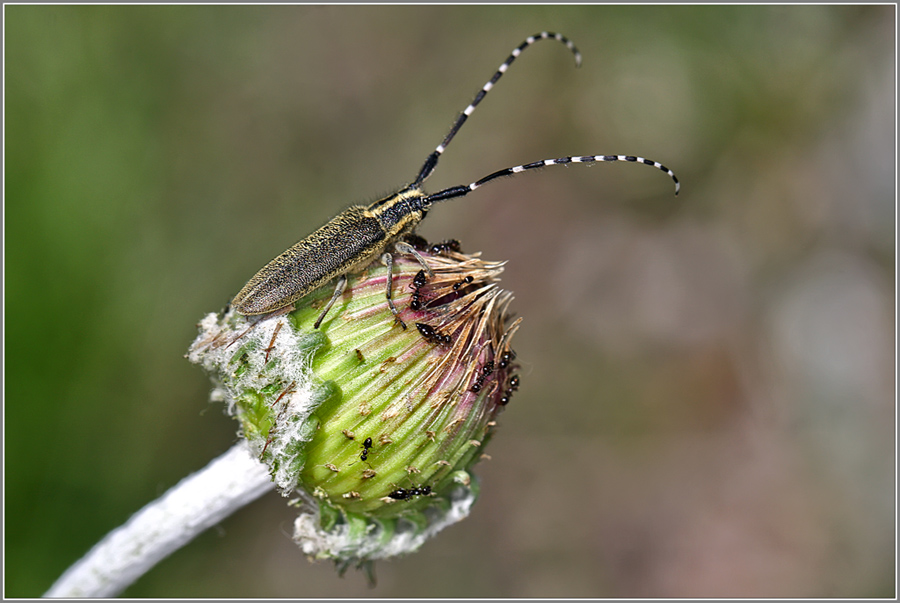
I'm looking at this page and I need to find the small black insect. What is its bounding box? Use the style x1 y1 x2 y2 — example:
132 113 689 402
499 374 520 406
416 322 452 346
413 269 429 289
410 269 429 311
452 275 474 291
498 349 516 370
360 436 373 462
231 32 679 330
429 239 462 255
388 485 432 500
470 359 497 393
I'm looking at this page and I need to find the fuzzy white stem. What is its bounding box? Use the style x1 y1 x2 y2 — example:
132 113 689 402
44 442 274 598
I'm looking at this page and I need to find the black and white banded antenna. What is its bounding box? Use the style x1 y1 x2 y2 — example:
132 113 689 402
427 154 679 203
413 32 581 187
412 31 680 202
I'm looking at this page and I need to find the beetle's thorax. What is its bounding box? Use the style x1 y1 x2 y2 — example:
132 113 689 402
367 187 429 238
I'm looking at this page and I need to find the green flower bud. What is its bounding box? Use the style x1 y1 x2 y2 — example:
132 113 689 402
188 246 520 569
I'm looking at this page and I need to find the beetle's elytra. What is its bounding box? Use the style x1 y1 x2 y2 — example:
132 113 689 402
232 32 679 329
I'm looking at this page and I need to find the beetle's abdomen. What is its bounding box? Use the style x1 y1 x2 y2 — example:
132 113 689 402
232 207 386 315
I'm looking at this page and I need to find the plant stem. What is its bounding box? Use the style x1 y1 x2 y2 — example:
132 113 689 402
44 442 274 598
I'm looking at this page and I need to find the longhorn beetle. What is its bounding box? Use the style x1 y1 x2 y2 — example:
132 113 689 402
232 32 679 329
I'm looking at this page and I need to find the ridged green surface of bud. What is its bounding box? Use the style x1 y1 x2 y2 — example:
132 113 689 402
188 247 520 566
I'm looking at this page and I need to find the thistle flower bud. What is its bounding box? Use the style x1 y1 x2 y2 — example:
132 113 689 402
188 245 520 570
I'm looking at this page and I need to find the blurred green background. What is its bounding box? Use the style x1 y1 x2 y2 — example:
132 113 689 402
5 5 895 598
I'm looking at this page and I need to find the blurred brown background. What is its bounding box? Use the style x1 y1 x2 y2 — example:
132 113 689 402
5 5 895 597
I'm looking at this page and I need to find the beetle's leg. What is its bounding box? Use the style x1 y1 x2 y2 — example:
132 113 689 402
314 275 348 329
394 241 434 278
381 252 407 329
